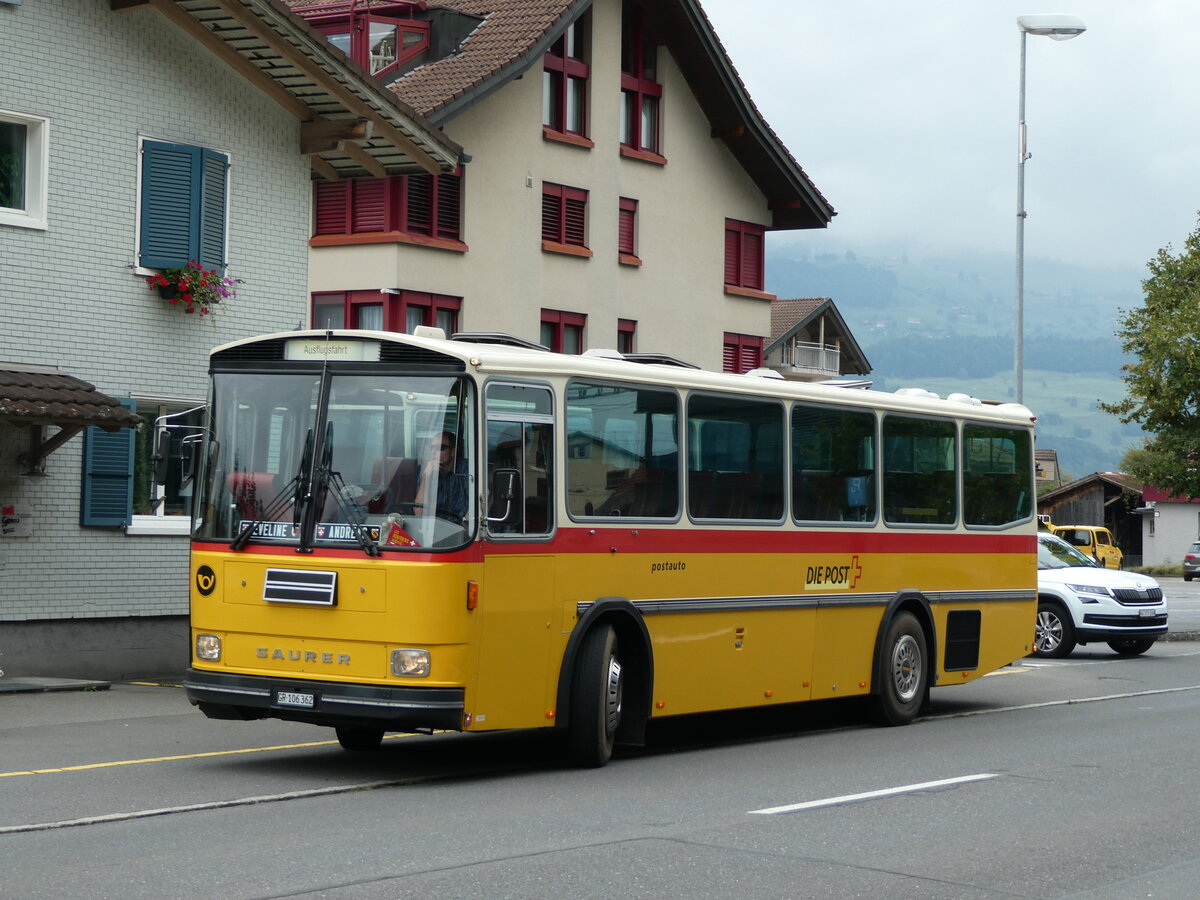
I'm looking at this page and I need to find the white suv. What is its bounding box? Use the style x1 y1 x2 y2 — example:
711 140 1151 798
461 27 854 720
1034 532 1168 658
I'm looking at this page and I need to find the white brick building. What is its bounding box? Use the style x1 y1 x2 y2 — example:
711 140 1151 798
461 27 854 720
0 0 456 677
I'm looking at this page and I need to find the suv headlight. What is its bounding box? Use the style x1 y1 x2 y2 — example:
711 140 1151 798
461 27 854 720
1066 583 1112 602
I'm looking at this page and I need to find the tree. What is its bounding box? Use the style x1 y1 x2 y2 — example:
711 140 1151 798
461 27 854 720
1102 215 1200 496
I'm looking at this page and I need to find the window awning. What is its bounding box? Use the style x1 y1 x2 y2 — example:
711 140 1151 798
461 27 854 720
0 364 142 470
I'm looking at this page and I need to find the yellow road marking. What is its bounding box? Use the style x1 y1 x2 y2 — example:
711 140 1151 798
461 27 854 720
0 734 411 779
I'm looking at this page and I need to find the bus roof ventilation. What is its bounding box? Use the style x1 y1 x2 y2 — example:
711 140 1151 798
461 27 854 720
378 343 466 369
450 333 550 352
621 353 700 369
213 338 292 362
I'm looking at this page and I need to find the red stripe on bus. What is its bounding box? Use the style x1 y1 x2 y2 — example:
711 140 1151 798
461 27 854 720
194 529 1033 560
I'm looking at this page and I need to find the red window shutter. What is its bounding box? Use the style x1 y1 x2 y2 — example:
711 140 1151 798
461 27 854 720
618 198 636 255
564 195 586 246
541 188 562 242
314 180 350 235
435 174 461 240
741 229 763 290
723 333 762 374
723 225 739 284
406 174 433 234
542 183 586 246
740 340 762 372
350 178 387 233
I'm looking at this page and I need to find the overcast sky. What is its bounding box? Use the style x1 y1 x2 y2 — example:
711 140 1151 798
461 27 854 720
702 0 1200 273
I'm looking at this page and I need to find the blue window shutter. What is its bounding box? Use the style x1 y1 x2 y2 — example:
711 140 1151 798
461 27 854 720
198 148 228 270
139 142 229 270
80 399 136 527
140 141 199 269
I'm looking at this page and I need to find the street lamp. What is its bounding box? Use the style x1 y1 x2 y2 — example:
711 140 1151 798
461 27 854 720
1014 14 1085 405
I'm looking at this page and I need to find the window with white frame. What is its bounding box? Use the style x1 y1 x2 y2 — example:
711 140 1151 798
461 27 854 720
0 109 49 230
129 399 206 535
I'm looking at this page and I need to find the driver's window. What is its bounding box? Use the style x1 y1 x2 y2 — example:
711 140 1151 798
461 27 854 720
486 383 553 537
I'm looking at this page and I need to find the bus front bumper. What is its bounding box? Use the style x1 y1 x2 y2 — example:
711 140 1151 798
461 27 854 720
183 668 465 732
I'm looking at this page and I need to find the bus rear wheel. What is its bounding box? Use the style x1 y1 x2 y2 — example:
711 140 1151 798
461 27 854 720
568 625 624 768
871 611 927 726
335 725 384 752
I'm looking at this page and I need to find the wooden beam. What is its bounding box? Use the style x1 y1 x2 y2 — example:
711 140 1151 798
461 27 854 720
711 124 746 139
309 155 339 181
147 0 313 122
300 118 371 154
338 141 387 178
206 0 446 175
17 425 83 472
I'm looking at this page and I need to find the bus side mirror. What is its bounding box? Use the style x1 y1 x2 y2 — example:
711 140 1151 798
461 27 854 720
180 434 203 486
486 468 520 523
152 428 171 486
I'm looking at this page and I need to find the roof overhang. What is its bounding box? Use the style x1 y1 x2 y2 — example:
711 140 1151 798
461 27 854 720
112 0 463 179
0 365 143 471
643 0 835 230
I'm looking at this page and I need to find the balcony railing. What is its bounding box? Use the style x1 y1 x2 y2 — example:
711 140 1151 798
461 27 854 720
775 340 840 378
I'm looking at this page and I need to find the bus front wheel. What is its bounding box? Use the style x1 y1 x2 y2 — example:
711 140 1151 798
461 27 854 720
871 611 927 726
568 625 624 768
335 725 384 752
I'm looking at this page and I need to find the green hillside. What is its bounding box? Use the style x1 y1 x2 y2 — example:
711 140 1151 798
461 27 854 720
765 245 1146 476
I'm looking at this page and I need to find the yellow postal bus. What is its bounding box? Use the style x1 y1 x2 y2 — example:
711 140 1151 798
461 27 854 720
181 329 1037 766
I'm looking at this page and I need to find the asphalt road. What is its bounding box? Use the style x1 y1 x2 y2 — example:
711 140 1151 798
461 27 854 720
6 642 1200 899
1158 574 1200 634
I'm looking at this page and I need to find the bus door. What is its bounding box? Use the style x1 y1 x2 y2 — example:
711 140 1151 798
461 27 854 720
469 383 558 730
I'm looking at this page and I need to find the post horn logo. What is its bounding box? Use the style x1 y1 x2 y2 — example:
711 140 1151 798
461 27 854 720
195 565 217 596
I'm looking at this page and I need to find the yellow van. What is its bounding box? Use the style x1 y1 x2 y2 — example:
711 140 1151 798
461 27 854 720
1051 525 1123 569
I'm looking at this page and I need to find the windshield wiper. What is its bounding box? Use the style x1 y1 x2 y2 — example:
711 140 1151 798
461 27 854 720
305 422 380 558
229 428 313 552
228 473 302 551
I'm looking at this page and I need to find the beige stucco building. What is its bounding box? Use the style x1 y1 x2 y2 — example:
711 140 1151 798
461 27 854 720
291 0 834 372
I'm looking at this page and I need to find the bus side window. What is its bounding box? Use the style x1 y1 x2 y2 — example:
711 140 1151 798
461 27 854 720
565 381 679 519
486 383 554 538
882 415 957 525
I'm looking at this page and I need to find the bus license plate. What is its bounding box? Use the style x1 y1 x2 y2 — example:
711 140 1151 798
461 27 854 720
275 690 316 708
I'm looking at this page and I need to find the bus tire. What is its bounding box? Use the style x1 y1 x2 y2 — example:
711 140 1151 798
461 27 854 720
871 611 927 726
335 725 384 752
568 625 624 768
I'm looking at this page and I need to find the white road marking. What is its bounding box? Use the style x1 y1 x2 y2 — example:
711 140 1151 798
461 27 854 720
748 773 998 815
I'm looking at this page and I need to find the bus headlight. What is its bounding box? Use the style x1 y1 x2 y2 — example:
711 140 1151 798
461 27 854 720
195 634 222 661
390 648 430 677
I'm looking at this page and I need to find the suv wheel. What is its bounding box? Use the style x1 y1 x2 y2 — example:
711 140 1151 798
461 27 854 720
1106 637 1157 657
1033 600 1076 658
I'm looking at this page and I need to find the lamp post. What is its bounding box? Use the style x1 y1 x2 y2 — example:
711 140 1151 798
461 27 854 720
1015 14 1085 405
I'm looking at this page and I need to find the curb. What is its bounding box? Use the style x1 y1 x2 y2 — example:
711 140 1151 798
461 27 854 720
0 677 110 695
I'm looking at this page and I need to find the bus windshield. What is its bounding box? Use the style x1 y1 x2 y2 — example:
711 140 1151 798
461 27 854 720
194 371 475 551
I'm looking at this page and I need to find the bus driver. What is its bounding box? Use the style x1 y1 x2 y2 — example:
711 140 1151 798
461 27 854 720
414 430 469 523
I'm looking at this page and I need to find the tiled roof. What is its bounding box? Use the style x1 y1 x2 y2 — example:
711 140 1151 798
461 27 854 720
391 0 576 119
282 0 577 119
770 298 828 342
0 366 141 431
